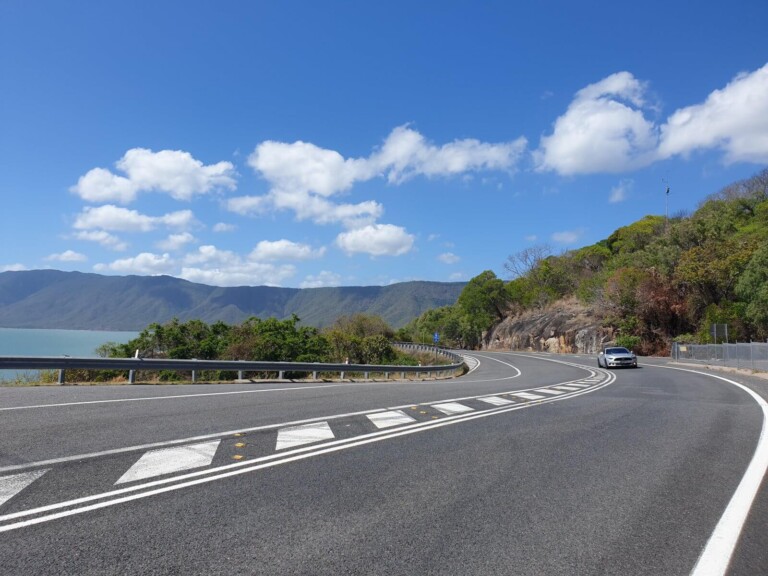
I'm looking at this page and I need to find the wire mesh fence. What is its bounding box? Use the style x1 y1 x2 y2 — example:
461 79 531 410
672 342 768 373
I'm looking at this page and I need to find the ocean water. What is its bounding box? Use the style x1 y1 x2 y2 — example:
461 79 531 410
0 328 139 381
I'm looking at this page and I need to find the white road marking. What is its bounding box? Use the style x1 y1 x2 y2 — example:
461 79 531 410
565 383 590 388
552 385 580 391
276 422 335 450
0 372 616 533
534 388 565 396
367 410 416 429
657 367 768 576
432 402 474 415
0 470 48 507
115 441 220 485
0 384 347 412
513 392 545 400
479 396 515 406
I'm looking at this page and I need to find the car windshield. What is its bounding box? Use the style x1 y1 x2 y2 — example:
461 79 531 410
606 347 631 354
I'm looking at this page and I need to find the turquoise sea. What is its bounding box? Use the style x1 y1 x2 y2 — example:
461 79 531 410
0 328 139 381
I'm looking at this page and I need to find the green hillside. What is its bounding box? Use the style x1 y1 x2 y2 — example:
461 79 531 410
0 270 464 330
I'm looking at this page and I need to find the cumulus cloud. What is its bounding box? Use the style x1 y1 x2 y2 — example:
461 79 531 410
94 252 175 275
73 230 129 251
73 205 196 232
438 252 460 264
2 263 28 272
156 232 196 251
335 224 414 256
609 179 633 203
536 72 658 174
249 239 326 261
659 63 768 164
71 148 236 203
177 244 298 286
551 229 584 245
300 271 342 288
228 126 526 230
212 222 237 233
45 250 87 262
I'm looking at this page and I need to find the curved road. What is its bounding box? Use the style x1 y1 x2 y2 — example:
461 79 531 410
0 352 766 575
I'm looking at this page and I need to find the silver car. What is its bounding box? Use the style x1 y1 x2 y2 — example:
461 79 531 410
598 346 638 368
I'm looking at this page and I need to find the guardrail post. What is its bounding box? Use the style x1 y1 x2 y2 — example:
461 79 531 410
238 370 243 380
364 371 369 380
191 370 196 383
340 371 345 380
129 369 135 384
279 370 284 380
58 369 65 385
312 370 318 379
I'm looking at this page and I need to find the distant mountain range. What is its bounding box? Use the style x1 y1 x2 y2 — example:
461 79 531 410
0 270 465 331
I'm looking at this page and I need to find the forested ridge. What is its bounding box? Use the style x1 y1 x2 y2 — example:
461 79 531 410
403 169 768 354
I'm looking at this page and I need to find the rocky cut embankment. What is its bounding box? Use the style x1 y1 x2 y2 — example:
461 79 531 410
484 298 614 354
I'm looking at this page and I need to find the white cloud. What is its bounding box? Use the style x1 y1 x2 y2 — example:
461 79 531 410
45 250 87 262
71 148 236 203
156 232 196 251
183 245 239 267
551 229 583 245
536 72 658 175
659 63 768 164
180 264 296 288
94 252 175 275
438 252 460 264
233 126 526 228
301 271 342 288
73 205 196 232
449 272 465 281
250 239 326 261
73 230 129 251
212 222 237 233
525 235 538 242
609 179 633 203
335 224 415 256
1 263 28 272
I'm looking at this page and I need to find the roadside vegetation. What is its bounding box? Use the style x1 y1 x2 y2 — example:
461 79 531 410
402 169 768 355
10 313 448 384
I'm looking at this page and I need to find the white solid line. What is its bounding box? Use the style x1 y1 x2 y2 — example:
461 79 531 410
432 402 474 415
478 396 515 406
367 410 417 429
654 367 768 576
276 421 335 451
534 388 565 396
0 383 346 412
115 440 220 485
0 375 616 532
0 469 48 507
513 392 545 400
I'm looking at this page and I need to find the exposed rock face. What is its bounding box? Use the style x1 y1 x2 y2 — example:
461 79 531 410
484 298 614 354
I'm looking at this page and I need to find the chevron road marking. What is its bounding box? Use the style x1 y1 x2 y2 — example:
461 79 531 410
552 385 581 391
115 440 221 485
276 422 335 450
367 410 417 429
534 388 565 396
513 392 545 400
0 470 48 507
478 396 515 406
0 370 616 533
432 402 474 415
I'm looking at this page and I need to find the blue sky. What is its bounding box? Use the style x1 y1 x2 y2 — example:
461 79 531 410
1 1 766 288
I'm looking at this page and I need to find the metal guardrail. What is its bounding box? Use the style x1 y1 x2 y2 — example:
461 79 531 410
672 342 768 373
0 343 465 385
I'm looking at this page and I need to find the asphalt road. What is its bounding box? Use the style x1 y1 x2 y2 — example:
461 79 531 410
1 351 766 575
